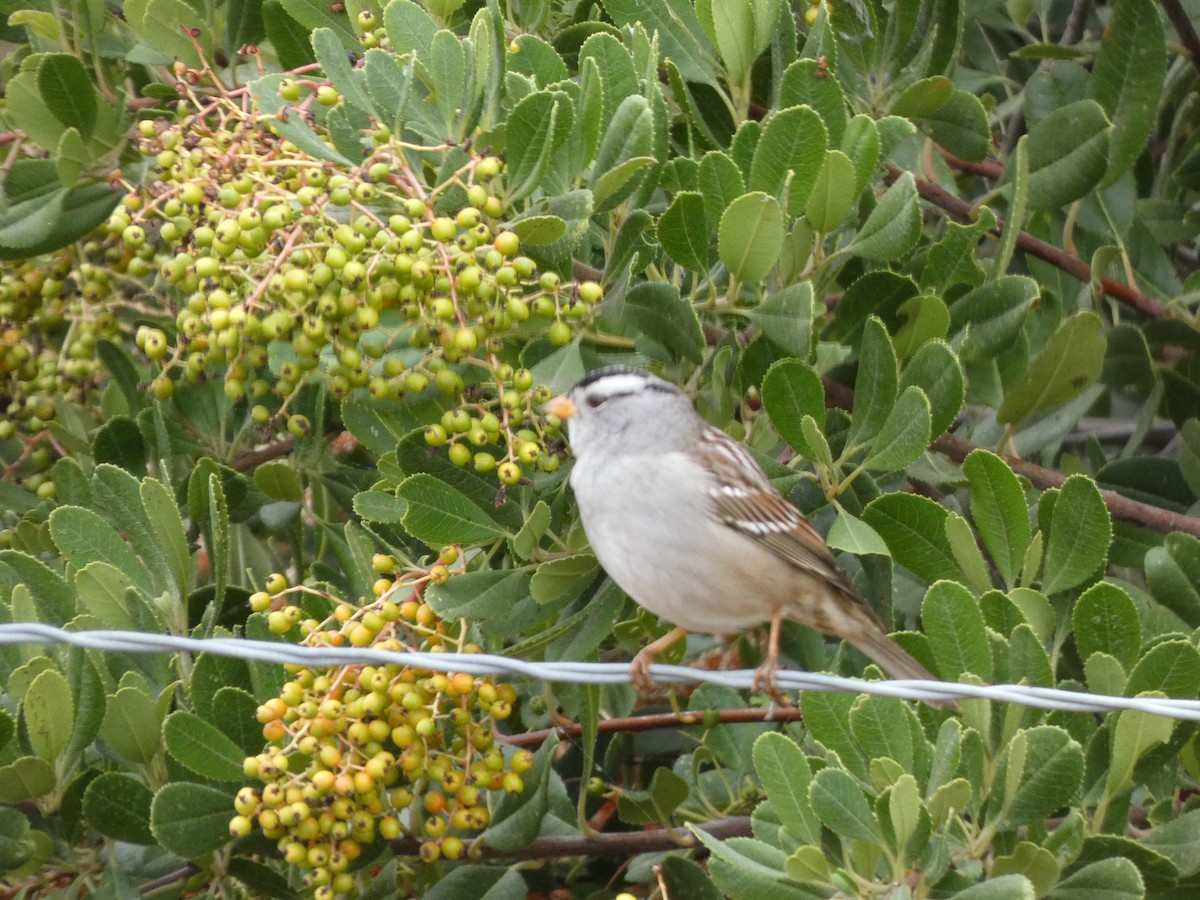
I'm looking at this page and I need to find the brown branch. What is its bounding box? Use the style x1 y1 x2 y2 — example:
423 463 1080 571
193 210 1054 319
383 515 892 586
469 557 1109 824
893 165 1169 319
1160 0 1200 78
823 381 1200 539
232 436 295 472
500 706 803 749
389 815 754 860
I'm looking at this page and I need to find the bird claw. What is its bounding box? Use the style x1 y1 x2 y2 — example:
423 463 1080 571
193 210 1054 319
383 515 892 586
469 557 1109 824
752 659 792 706
630 648 658 696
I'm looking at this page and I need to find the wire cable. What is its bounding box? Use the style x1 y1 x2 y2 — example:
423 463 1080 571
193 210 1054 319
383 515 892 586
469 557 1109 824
1 622 1197 719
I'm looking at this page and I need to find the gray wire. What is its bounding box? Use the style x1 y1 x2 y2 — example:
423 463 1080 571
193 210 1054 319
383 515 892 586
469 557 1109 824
2 623 1198 719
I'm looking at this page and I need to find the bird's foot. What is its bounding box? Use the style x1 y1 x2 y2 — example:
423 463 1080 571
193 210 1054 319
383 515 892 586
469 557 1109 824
752 657 793 706
630 647 660 696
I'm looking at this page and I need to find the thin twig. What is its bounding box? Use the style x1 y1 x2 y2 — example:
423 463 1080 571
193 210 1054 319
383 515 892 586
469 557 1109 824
1159 0 1200 78
499 706 803 748
823 381 1200 539
892 165 1169 319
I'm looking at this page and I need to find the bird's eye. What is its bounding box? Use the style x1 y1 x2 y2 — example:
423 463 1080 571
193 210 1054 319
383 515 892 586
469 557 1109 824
585 394 606 409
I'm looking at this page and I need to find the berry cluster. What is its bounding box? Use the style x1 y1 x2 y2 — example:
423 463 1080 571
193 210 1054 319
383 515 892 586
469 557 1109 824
106 64 600 481
236 551 530 895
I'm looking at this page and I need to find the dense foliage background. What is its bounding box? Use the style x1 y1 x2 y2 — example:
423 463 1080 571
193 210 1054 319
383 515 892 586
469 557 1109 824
2 0 1200 896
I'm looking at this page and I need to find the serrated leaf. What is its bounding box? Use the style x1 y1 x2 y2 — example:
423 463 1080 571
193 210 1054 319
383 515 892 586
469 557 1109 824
1024 100 1111 209
24 669 73 763
746 283 813 358
425 569 533 620
82 773 154 844
862 385 931 472
150 782 236 859
999 726 1082 829
998 312 1106 424
352 490 408 524
163 711 246 782
510 215 566 245
761 358 824 460
625 281 704 364
898 340 963 439
911 90 990 162
49 505 153 598
963 450 1030 588
718 191 784 284
1042 475 1111 595
396 474 506 545
809 767 879 843
752 732 821 843
1125 640 1200 699
1144 532 1200 627
1072 582 1139 669
505 90 573 201
698 150 745 230
826 510 890 556
37 53 97 138
748 105 827 212
846 317 898 450
950 276 1040 362
863 493 962 585
922 580 992 681
658 191 710 272
848 172 921 261
805 150 856 233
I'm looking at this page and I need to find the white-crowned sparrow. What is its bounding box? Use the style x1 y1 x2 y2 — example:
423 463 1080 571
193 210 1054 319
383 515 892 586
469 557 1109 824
544 366 943 702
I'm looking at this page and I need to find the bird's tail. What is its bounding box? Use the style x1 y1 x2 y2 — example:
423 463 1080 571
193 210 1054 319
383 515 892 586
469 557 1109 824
849 628 958 712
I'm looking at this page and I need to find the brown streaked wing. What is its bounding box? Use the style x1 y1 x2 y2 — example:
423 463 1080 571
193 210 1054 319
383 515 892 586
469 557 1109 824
697 427 857 593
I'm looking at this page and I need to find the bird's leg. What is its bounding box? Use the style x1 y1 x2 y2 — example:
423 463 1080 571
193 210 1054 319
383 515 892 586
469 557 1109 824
752 606 791 705
630 626 689 695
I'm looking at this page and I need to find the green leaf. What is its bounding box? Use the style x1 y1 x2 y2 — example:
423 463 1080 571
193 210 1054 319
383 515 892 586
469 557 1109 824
863 493 962 585
93 416 147 476
617 767 690 824
82 773 154 845
263 0 317 68
363 48 413 133
601 0 715 84
945 512 993 595
658 191 711 272
847 172 921 261
911 90 990 162
37 53 97 139
846 317 898 450
505 90 574 201
891 76 952 118
423 867 527 900
24 669 73 763
752 732 821 843
809 767 879 843
1143 809 1200 877
511 501 552 561
625 281 705 364
591 97 654 211
748 105 827 213
509 215 566 245
150 782 236 859
1042 475 1111 595
1049 857 1144 900
998 312 1106 424
396 474 506 546
804 150 856 233
661 856 724 900
278 0 357 48
746 283 813 358
851 696 916 771
49 506 153 599
1107 705 1174 797
485 735 558 851
861 385 931 472
140 0 213 67
761 358 824 460
1072 583 1140 670
1089 0 1166 187
698 150 745 229
312 27 372 113
826 509 890 557
141 477 191 601
999 726 1083 829
1125 640 1200 699
950 276 1040 362
718 191 784 284
425 570 533 621
922 580 992 681
963 450 1031 589
0 550 74 624
352 490 408 524
898 340 963 439
954 876 1036 899
923 210 995 291
99 686 161 766
840 114 881 195
1145 533 1200 627
0 757 56 802
779 58 848 144
163 711 246 782
529 554 598 606
1024 100 1111 209
75 563 140 630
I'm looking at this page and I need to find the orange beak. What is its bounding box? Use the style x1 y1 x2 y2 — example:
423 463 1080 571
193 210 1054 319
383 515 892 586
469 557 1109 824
543 394 577 419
